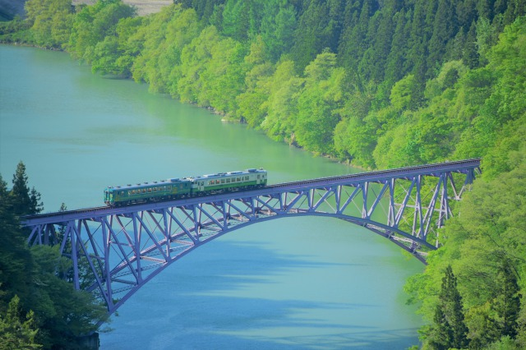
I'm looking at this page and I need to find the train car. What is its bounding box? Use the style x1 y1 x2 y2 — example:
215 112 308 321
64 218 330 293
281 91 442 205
104 178 192 206
104 168 267 206
191 168 267 195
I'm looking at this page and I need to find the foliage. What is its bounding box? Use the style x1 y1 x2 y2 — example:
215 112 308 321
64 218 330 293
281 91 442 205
426 265 469 350
25 0 74 49
406 159 526 349
68 0 135 63
0 163 107 349
0 295 41 349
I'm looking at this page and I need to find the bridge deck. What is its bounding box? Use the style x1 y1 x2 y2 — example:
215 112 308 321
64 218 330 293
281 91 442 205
22 158 480 226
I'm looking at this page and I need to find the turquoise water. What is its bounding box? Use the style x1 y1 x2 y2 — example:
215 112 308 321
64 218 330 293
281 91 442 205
0 45 424 349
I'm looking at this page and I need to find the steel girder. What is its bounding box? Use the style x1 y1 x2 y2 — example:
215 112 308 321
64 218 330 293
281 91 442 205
24 160 480 320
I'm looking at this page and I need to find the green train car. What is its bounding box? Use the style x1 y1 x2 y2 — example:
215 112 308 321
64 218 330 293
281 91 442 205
104 168 267 206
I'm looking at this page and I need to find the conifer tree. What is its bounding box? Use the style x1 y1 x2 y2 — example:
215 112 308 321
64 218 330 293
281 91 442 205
493 258 521 338
427 265 468 349
9 162 43 217
463 21 480 69
0 174 34 309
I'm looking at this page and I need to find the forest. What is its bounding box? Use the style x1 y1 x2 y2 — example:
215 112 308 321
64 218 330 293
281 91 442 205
1 0 525 348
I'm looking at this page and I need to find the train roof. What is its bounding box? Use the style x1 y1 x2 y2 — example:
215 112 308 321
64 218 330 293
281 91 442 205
105 168 266 190
188 168 266 180
105 177 192 190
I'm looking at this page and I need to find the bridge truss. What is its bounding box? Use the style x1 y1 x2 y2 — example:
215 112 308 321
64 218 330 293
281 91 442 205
23 159 480 319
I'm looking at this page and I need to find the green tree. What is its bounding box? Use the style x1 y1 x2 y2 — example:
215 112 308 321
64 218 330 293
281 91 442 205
384 9 410 84
221 0 250 41
131 5 203 95
333 88 376 168
493 258 521 339
9 162 43 217
0 295 41 349
294 51 345 154
68 0 135 63
24 0 74 48
235 36 274 127
259 0 296 62
463 21 480 69
29 245 107 348
1 166 108 348
426 0 458 77
292 0 345 72
90 16 143 77
0 174 34 311
261 59 303 142
427 265 468 350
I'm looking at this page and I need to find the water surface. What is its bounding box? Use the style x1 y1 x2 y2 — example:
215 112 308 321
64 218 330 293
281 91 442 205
0 45 424 349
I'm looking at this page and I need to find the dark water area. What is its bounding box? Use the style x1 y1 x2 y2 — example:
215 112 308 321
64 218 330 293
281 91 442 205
0 44 424 349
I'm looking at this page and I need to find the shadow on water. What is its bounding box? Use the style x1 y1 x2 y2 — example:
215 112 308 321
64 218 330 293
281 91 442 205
100 233 421 350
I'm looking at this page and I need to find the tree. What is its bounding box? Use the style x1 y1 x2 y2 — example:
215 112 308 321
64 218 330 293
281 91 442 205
427 265 468 350
9 162 43 217
261 59 303 141
235 36 274 127
0 295 41 349
294 51 345 154
493 258 521 339
24 0 74 48
68 0 135 63
0 174 34 312
221 0 250 41
1 166 108 348
259 0 296 62
463 21 480 69
426 0 458 77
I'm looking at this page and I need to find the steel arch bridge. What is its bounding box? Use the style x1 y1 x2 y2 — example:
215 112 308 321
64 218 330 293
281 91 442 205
22 159 480 321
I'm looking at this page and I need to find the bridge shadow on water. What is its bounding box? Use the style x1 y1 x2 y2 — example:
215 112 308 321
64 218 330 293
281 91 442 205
100 228 421 350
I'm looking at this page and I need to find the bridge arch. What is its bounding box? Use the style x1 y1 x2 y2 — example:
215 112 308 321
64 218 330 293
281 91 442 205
23 159 480 321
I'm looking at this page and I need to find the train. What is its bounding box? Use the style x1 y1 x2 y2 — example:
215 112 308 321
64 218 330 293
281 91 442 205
104 168 268 206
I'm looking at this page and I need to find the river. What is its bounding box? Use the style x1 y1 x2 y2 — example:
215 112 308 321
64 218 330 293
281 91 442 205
0 45 424 349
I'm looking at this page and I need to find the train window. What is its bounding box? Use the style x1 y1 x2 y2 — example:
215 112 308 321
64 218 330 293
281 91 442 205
257 175 260 179
226 179 230 183
221 179 225 184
